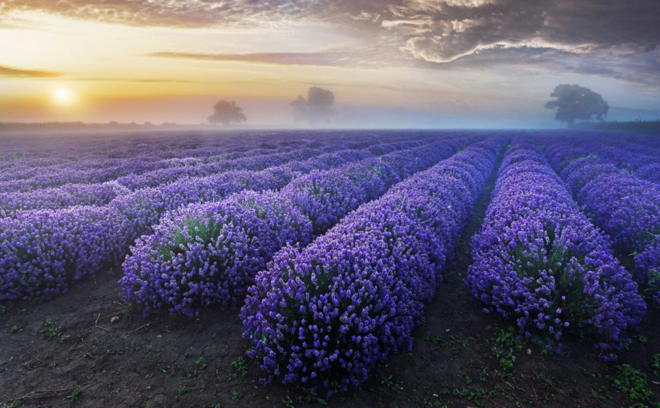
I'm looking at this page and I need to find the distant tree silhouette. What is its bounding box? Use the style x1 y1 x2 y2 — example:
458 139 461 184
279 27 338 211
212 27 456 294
545 84 609 127
291 87 336 124
208 100 247 125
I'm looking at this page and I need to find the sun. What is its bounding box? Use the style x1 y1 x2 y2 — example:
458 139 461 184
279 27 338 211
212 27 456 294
51 87 77 106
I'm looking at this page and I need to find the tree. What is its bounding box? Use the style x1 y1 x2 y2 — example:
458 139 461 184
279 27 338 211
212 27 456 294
290 87 336 124
545 84 609 127
208 100 247 126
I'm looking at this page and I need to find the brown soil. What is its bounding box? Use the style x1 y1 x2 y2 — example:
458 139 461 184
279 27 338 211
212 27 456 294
1 172 659 408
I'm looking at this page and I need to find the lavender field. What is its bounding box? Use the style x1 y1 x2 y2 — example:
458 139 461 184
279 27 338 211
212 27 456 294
1 130 659 407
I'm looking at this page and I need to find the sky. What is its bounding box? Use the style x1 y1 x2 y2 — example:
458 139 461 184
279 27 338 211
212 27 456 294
1 0 660 128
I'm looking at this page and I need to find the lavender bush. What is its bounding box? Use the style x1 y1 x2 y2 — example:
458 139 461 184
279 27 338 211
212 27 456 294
240 138 505 396
0 181 131 218
120 191 312 316
635 244 660 307
542 138 660 307
1 135 439 301
466 139 646 359
120 138 474 316
0 206 128 300
637 163 660 184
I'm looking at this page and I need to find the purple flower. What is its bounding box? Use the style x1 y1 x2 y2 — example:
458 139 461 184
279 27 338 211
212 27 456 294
241 137 506 395
466 136 646 358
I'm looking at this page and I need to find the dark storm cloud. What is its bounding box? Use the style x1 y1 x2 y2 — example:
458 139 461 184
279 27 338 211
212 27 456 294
4 0 660 85
0 65 62 78
380 0 660 85
386 0 660 63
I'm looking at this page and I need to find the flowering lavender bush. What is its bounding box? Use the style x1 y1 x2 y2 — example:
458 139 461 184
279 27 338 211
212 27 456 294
0 181 131 218
112 139 443 242
0 130 414 194
637 163 660 184
467 139 645 358
240 138 505 396
577 174 660 252
559 157 618 194
120 191 312 316
120 138 474 316
542 137 660 309
0 132 341 194
0 206 128 300
1 134 441 302
635 244 660 307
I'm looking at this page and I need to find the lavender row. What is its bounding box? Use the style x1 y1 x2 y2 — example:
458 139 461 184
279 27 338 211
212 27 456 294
119 136 478 317
115 138 429 191
0 131 435 190
0 133 272 180
0 134 421 216
466 138 645 359
0 143 334 194
112 136 451 243
0 143 312 185
0 130 315 170
0 135 457 301
542 139 660 307
0 145 330 217
0 146 374 300
0 132 436 202
239 137 506 396
541 132 660 185
114 132 443 190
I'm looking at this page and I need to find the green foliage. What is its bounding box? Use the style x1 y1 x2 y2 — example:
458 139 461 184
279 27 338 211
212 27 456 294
0 398 25 408
380 375 403 394
591 386 612 403
158 217 224 262
231 357 248 377
0 303 10 317
175 385 190 400
645 269 660 308
652 354 660 378
607 364 659 406
68 386 82 402
634 335 648 345
282 396 295 408
492 346 516 371
493 326 526 350
16 296 44 315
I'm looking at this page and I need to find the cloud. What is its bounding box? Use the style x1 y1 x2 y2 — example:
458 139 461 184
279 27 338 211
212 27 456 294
373 0 660 87
0 65 62 78
4 0 660 87
149 52 355 67
0 0 394 28
149 44 411 68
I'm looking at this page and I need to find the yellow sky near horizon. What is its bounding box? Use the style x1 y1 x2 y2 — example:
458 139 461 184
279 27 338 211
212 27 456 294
0 10 547 123
2 7 658 127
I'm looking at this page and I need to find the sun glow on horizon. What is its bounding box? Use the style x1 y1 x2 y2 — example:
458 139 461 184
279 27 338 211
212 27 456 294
51 87 77 107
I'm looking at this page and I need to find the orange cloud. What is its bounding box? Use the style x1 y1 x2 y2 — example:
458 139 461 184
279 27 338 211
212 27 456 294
0 65 62 78
149 52 353 67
